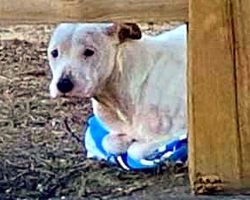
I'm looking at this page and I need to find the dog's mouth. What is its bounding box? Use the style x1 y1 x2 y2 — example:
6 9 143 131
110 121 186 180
60 87 94 99
64 93 92 99
60 94 90 102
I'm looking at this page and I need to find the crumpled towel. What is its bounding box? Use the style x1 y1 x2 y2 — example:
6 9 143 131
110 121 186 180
84 115 187 171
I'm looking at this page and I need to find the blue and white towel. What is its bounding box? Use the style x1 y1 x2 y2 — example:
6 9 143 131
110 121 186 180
84 115 187 171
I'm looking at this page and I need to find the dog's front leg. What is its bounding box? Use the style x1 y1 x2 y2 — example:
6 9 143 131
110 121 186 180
102 133 135 155
92 99 134 155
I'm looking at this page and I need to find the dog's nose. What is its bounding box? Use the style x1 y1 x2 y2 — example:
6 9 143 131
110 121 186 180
57 77 74 93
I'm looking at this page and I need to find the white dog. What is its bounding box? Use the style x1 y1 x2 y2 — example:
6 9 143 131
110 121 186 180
48 23 187 160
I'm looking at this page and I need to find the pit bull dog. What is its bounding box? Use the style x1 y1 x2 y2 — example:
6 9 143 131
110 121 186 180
48 23 187 160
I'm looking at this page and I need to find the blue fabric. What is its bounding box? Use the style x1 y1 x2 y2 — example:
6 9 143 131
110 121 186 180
84 115 188 171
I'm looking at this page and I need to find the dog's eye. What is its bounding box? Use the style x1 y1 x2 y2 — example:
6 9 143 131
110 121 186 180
83 49 95 57
51 49 59 58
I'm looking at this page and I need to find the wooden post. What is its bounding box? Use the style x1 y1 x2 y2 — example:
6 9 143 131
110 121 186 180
189 0 250 193
232 0 250 189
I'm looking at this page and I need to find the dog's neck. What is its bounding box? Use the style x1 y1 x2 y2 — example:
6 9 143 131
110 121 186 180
93 25 186 127
95 37 156 121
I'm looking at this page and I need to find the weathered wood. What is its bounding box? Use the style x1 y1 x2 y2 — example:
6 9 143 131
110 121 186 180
232 0 250 187
0 0 188 24
188 0 243 193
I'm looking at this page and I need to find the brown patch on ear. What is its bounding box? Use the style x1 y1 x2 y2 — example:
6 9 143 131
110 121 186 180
118 23 142 43
107 23 142 43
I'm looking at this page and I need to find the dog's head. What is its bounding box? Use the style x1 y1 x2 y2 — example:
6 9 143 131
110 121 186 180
48 23 141 98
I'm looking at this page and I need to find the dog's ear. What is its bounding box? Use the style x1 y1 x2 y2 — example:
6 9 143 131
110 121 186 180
106 23 142 43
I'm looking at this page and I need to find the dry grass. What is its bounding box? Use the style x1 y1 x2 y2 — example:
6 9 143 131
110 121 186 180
0 23 188 199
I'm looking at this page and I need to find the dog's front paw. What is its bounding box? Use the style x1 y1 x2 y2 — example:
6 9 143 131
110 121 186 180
102 133 135 155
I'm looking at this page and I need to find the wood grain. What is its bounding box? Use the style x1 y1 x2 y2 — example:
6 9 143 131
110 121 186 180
188 0 242 191
0 0 188 24
232 0 250 186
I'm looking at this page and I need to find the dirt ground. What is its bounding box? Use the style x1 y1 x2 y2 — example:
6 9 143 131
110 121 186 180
0 23 248 200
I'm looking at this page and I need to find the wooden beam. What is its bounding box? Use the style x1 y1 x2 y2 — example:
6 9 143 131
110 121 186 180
0 0 188 24
188 0 239 192
232 0 250 188
188 0 250 193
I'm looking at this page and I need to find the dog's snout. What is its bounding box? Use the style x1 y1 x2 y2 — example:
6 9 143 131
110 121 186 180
57 77 74 94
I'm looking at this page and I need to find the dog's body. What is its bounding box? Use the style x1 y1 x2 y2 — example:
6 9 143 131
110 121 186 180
48 23 187 160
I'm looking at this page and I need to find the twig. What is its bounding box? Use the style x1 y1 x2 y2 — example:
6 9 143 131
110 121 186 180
18 70 46 77
0 75 10 81
63 117 82 143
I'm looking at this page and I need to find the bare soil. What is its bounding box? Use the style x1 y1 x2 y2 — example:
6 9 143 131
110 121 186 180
0 23 247 200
